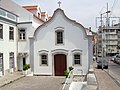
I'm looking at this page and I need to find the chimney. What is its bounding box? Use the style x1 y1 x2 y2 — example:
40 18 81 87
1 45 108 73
41 12 46 21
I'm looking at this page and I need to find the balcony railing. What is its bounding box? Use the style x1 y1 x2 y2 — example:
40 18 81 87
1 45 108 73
106 42 118 45
62 70 73 90
61 69 86 90
106 37 118 40
105 31 117 34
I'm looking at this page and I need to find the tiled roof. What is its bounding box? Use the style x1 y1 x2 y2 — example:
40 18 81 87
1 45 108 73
41 12 46 16
22 5 38 10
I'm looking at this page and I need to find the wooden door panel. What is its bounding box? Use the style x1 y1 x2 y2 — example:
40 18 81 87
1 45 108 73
54 54 66 76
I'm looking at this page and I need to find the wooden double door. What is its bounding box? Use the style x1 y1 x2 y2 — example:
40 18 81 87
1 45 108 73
54 54 67 76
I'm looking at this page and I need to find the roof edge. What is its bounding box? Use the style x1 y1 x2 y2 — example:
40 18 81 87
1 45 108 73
34 8 88 38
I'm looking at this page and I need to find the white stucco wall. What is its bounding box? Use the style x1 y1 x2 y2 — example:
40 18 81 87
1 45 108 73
32 17 44 29
32 9 90 75
17 23 33 67
17 18 43 70
0 0 45 75
0 21 17 75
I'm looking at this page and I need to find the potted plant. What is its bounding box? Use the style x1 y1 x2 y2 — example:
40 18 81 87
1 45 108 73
23 64 30 76
64 70 69 78
27 64 31 74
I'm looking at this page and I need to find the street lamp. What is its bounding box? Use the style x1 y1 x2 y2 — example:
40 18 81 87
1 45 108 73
101 10 111 70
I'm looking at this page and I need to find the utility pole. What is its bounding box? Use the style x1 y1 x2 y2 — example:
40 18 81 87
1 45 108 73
101 13 104 70
106 3 109 27
101 5 111 69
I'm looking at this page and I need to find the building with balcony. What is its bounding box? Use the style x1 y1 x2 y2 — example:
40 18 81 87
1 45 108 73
97 23 120 56
0 0 44 76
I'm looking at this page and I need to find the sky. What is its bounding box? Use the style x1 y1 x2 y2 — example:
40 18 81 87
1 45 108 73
13 0 120 32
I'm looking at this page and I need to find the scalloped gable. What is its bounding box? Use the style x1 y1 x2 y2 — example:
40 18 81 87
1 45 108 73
34 8 87 38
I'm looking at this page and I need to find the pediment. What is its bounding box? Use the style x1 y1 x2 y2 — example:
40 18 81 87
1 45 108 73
34 8 87 39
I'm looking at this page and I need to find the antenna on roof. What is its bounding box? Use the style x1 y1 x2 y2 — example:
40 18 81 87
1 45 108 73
58 1 61 8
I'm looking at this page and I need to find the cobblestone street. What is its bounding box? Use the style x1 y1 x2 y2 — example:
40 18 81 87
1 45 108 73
0 76 65 90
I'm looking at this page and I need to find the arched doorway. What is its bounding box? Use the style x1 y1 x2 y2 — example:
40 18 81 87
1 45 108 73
54 54 67 76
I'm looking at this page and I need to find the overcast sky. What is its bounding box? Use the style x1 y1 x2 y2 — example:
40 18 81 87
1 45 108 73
13 0 120 32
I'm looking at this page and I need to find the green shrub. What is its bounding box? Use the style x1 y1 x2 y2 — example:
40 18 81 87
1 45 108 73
27 64 30 68
23 64 30 71
69 66 74 71
64 70 69 78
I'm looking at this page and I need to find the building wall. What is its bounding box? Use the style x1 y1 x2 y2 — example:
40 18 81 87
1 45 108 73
17 18 44 70
97 26 120 56
32 9 90 75
0 0 33 22
32 17 44 29
0 0 45 75
0 20 17 75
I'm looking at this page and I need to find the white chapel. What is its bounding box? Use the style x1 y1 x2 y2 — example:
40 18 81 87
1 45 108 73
0 0 93 76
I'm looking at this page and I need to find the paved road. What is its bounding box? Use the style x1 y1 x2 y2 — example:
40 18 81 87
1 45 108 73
0 76 65 90
106 61 120 86
94 62 120 90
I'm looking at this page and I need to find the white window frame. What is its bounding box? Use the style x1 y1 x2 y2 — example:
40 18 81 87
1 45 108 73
40 54 48 66
73 53 81 65
72 49 82 66
19 29 26 40
9 26 14 40
9 52 14 69
55 30 64 45
0 24 3 39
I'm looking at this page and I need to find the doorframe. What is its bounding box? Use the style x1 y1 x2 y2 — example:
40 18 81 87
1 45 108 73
51 49 68 76
23 57 26 66
17 53 28 71
54 54 67 76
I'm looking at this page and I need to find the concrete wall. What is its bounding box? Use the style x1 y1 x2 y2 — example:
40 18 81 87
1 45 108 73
88 37 93 67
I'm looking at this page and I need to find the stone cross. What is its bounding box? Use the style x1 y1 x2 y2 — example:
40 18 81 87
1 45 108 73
58 1 61 7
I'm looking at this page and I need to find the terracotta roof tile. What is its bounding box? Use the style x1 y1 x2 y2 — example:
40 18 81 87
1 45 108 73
23 5 38 10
